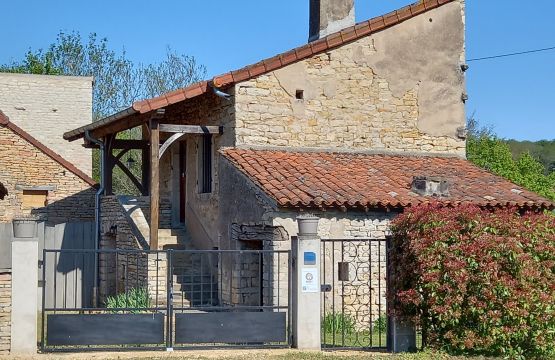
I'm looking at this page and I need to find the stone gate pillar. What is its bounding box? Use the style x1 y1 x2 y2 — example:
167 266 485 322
292 215 321 350
11 220 39 354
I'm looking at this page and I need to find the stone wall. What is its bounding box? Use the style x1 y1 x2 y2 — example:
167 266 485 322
99 196 148 304
0 126 95 224
0 73 93 175
233 2 466 157
99 196 165 305
221 224 289 308
273 210 394 329
0 272 10 354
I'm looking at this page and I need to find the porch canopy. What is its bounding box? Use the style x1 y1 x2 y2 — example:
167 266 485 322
63 83 225 249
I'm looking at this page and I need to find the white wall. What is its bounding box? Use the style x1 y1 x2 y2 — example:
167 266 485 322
0 73 93 175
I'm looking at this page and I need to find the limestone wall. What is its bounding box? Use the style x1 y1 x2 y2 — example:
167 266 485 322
0 272 10 354
99 196 148 303
272 210 393 329
0 126 95 224
0 73 93 175
234 2 466 157
99 196 167 305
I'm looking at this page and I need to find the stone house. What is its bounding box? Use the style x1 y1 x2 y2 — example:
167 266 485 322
0 73 96 224
63 0 553 307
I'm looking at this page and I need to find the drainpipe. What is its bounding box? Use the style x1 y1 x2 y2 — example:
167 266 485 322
85 130 104 306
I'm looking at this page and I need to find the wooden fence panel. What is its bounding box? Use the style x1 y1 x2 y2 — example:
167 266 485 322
39 222 95 309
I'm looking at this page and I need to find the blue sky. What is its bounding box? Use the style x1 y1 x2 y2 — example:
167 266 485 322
1 0 554 141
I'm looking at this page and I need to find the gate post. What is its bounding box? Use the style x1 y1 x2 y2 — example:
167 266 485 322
292 215 321 350
10 222 39 354
387 236 417 353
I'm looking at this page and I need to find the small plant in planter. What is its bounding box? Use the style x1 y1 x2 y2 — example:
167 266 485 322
12 214 41 238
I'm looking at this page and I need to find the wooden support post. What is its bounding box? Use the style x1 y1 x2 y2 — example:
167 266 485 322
149 118 160 250
141 125 150 196
103 134 114 195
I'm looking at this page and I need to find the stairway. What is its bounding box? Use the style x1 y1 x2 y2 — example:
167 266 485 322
161 232 219 308
116 196 219 308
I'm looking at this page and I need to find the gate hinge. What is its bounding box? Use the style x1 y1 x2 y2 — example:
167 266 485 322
38 260 44 268
321 284 332 292
38 280 45 287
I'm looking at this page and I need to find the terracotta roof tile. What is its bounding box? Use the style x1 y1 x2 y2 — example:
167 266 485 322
0 110 96 186
64 0 456 141
221 148 554 211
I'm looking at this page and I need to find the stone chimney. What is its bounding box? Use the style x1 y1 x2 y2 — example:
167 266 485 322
309 0 355 42
411 176 450 197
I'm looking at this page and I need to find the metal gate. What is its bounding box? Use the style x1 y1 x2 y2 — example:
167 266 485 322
320 238 389 350
41 248 291 351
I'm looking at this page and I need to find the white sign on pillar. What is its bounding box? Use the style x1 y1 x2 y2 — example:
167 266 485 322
301 268 319 293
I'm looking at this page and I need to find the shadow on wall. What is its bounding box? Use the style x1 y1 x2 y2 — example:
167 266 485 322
0 182 7 200
30 187 96 225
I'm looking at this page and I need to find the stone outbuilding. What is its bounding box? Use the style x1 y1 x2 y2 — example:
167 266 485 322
0 110 95 224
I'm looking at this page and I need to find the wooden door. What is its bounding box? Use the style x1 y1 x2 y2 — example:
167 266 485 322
179 142 186 224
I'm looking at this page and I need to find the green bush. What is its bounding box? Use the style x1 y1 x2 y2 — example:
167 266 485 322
106 287 150 313
390 204 555 359
322 312 356 335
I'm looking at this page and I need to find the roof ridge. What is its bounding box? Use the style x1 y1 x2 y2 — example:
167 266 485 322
0 110 96 186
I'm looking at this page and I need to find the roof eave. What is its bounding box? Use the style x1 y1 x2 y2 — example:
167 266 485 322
63 106 138 142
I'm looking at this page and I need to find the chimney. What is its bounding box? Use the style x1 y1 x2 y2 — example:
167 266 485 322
309 0 355 42
411 176 451 197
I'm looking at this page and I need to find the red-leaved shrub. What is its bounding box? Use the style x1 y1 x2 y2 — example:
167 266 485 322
390 203 555 359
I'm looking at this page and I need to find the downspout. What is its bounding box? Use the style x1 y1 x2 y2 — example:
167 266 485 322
85 130 104 306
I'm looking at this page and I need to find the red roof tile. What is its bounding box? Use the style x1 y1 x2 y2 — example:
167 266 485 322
0 110 96 186
221 148 554 210
64 0 456 141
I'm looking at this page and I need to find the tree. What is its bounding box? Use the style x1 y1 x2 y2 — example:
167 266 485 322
466 116 555 201
1 31 206 193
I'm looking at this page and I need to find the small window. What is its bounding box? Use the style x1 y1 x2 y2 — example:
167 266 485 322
295 89 304 100
198 134 212 194
22 190 48 208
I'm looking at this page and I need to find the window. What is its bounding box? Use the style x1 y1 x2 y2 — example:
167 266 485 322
199 134 212 193
22 190 48 208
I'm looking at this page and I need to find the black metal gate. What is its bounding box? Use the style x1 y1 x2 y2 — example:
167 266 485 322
41 248 291 351
320 238 389 350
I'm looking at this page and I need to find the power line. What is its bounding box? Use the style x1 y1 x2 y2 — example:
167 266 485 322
467 46 555 62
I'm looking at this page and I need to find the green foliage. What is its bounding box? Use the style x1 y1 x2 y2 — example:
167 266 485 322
507 139 555 174
390 204 555 359
322 312 356 335
105 287 150 313
1 31 206 194
467 117 555 201
373 314 387 334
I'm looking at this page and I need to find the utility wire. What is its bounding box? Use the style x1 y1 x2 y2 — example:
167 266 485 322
468 46 555 62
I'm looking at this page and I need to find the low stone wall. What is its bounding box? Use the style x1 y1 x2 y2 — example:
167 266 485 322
99 196 166 306
0 272 11 354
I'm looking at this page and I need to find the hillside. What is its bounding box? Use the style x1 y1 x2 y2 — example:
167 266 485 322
506 139 555 174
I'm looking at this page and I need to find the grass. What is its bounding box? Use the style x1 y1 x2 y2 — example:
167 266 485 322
321 313 388 349
123 350 489 360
